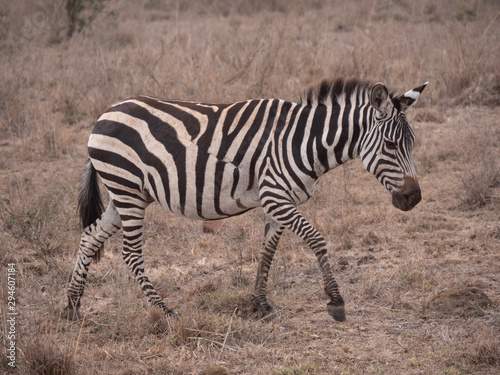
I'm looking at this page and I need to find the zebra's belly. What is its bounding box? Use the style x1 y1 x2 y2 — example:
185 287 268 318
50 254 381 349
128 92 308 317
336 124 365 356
173 179 261 220
143 151 262 220
181 193 260 220
152 186 261 220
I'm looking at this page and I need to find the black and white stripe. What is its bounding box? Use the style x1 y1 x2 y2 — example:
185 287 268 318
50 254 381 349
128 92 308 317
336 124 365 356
65 77 427 322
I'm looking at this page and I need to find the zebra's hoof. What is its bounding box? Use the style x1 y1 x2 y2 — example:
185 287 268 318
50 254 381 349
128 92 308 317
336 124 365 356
61 306 83 321
261 306 280 322
327 301 346 322
166 309 180 321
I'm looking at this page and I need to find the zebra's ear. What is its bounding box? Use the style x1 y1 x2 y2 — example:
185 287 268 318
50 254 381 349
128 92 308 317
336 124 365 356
370 83 391 115
399 82 428 111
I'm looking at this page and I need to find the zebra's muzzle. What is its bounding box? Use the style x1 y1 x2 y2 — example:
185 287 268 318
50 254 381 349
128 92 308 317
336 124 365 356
391 176 421 211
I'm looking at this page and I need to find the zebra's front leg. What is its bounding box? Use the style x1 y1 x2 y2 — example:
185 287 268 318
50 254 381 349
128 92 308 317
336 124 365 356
119 206 179 319
64 202 122 320
290 212 345 321
251 218 284 321
272 205 346 322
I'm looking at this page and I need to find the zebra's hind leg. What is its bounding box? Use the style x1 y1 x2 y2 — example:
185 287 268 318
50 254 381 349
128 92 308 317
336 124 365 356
251 218 284 321
116 200 179 319
64 201 122 320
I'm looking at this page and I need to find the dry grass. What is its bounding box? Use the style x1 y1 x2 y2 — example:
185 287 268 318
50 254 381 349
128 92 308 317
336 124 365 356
24 337 77 375
1 0 500 374
456 129 500 208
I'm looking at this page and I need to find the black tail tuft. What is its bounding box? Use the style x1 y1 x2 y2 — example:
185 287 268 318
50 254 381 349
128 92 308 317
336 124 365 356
78 159 104 228
78 160 104 262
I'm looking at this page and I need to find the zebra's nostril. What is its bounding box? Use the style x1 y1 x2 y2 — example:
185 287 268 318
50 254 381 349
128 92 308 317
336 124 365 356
403 193 411 206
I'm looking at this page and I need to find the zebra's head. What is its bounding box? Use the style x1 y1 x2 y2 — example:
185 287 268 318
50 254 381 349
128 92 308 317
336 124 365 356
360 81 428 211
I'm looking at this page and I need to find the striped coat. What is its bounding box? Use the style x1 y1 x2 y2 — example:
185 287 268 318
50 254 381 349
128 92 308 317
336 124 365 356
65 77 427 322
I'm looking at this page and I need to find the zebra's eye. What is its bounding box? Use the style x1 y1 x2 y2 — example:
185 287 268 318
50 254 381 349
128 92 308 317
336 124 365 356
385 141 397 150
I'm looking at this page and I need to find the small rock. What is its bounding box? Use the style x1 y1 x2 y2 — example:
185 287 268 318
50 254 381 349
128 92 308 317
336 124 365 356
202 221 223 233
338 257 349 270
357 254 375 265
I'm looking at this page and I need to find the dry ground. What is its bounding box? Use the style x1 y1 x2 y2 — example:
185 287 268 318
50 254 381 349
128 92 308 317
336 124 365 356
1 1 499 374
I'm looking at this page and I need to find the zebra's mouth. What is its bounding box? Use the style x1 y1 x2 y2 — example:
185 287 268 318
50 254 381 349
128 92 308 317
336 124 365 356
391 176 421 211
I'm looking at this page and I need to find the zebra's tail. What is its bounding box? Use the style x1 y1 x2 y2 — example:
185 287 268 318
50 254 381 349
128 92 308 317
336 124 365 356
78 159 104 263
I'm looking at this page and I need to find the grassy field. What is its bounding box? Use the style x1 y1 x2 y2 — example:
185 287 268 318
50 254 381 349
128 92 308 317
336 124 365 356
1 0 500 374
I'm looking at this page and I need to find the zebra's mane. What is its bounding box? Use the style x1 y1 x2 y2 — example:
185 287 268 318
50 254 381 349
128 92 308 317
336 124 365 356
300 77 396 107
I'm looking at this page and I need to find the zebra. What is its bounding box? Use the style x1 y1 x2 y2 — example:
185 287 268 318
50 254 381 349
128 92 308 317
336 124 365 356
64 77 427 323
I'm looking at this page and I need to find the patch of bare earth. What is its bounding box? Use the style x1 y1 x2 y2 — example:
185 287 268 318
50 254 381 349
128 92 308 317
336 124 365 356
424 287 492 318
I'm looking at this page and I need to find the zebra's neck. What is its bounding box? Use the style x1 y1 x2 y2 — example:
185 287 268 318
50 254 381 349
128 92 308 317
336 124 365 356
291 92 374 179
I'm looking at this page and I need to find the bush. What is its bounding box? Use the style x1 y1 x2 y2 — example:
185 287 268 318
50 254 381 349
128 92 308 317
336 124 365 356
66 0 110 38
